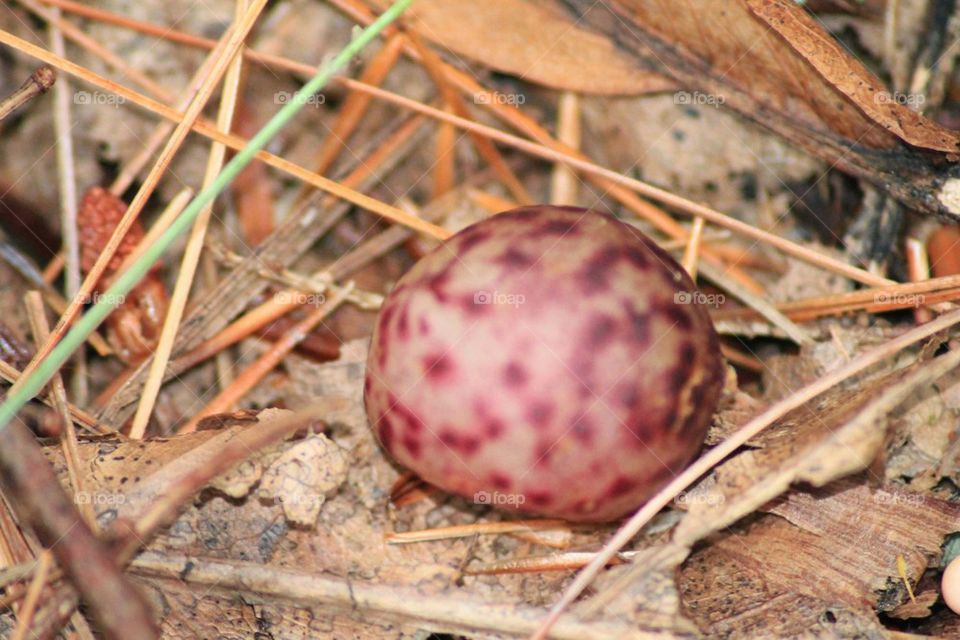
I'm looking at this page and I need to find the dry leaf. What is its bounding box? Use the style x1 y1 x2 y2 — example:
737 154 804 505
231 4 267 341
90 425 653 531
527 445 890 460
368 0 674 94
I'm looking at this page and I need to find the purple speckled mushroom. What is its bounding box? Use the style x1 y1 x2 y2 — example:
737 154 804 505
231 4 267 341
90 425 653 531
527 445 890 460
364 205 724 522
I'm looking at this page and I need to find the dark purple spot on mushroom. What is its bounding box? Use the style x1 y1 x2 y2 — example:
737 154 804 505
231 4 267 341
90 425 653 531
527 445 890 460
503 361 528 386
660 302 693 331
571 416 594 445
621 302 650 344
418 316 431 336
423 352 453 380
624 246 649 270
401 434 421 458
526 401 555 430
669 346 697 394
396 307 410 339
617 384 642 412
458 230 492 253
533 440 554 466
497 247 536 268
484 418 506 439
579 245 622 292
490 472 512 490
586 314 617 348
538 219 580 235
426 270 451 302
438 429 459 449
378 419 395 452
527 490 553 507
605 476 637 499
394 403 424 434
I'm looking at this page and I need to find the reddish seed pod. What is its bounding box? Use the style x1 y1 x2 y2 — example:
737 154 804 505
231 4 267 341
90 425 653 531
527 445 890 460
364 205 724 522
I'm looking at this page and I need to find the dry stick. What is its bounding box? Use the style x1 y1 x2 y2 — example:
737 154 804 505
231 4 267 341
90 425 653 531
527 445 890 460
550 91 580 205
23 293 94 526
129 0 249 440
0 65 55 121
404 29 533 205
0 31 448 241
9 550 52 640
307 32 406 181
433 104 457 198
530 307 960 639
0 417 156 638
130 551 628 640
179 284 353 433
906 237 933 324
386 520 569 544
45 3 87 406
681 217 705 279
3 1 269 409
712 274 960 324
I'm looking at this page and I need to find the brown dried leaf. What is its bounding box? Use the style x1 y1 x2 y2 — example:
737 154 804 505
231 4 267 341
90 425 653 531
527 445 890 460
367 0 674 94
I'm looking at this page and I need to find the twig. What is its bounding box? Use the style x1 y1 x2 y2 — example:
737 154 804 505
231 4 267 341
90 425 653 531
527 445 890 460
9 550 52 640
681 217 705 279
550 91 580 205
0 359 106 434
531 306 960 639
23 292 94 526
0 413 156 638
386 520 569 544
0 66 55 122
44 1 85 405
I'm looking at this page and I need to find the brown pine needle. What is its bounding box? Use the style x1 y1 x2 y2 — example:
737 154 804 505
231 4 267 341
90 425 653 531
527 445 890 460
405 28 533 205
23 292 94 526
9 551 52 640
550 91 581 206
386 520 569 544
467 551 634 576
309 32 406 180
681 217 706 279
